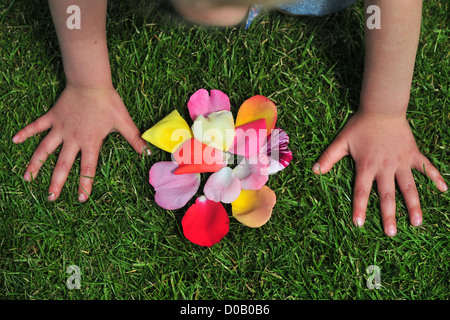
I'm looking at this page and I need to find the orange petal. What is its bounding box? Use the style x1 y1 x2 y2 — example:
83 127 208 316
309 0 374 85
231 186 276 228
235 96 277 136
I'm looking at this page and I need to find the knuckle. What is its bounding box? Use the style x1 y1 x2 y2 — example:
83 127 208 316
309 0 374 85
381 191 395 202
56 159 71 171
358 159 376 171
354 187 369 198
403 182 417 194
81 163 96 176
36 141 52 156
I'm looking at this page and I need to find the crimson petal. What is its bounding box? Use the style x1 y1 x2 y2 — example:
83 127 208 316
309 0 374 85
181 196 230 247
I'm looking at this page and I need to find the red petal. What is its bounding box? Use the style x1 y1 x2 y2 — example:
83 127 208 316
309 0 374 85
173 138 226 174
181 196 230 247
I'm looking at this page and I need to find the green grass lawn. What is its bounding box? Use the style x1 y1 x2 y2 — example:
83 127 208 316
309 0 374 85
0 0 448 300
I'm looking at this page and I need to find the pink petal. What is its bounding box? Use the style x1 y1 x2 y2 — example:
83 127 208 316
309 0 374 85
182 196 230 247
204 167 242 203
149 162 200 210
260 128 293 174
228 118 267 157
232 154 269 190
187 89 231 121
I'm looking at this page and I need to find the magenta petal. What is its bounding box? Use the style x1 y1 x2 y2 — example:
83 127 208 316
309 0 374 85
204 167 241 203
149 161 200 210
182 196 230 247
228 119 267 157
187 89 231 121
261 128 293 174
232 154 269 190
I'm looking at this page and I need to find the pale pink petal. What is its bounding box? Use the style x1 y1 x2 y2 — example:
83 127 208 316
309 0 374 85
204 167 241 203
260 128 293 174
149 162 200 210
187 89 231 121
182 196 230 247
232 154 269 190
191 110 235 151
228 118 267 157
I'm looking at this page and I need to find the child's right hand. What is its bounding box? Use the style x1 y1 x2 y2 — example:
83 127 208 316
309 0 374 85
13 85 149 202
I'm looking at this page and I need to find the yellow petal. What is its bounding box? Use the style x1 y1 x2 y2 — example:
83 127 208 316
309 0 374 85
142 110 193 153
192 110 235 151
231 186 276 228
235 96 277 136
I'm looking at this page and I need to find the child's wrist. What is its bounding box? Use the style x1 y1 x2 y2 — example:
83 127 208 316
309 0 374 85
358 94 409 120
65 77 114 91
355 107 407 121
64 81 116 95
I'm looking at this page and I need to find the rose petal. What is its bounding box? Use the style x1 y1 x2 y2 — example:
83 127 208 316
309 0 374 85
187 89 231 121
228 118 267 157
231 186 276 228
232 153 269 190
235 96 277 136
149 162 200 210
182 196 230 247
204 167 241 203
192 110 235 151
142 110 193 153
173 138 226 174
260 128 293 174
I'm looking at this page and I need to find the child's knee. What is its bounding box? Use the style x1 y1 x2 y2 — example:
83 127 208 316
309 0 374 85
171 0 249 27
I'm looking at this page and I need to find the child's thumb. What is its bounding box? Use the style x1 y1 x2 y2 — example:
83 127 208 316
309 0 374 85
117 117 151 156
312 137 348 175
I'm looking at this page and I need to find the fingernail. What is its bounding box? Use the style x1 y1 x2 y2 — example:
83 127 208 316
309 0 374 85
442 182 448 192
12 135 19 144
48 193 55 201
412 214 422 226
23 171 31 182
146 148 152 156
355 218 364 227
78 194 86 202
386 226 397 237
312 163 320 173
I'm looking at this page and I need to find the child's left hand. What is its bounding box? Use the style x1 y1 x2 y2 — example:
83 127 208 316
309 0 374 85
312 111 447 236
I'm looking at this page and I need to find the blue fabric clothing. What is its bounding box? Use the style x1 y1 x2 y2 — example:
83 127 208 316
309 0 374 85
245 0 357 29
277 0 357 16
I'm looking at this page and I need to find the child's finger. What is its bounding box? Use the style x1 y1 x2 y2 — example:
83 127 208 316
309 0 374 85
77 146 100 202
413 154 447 192
312 137 348 174
352 167 374 227
116 115 150 156
47 144 79 201
12 113 52 144
376 173 397 237
395 168 422 226
24 131 62 181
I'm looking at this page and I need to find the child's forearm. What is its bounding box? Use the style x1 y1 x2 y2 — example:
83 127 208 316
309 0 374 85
48 0 112 89
360 0 422 118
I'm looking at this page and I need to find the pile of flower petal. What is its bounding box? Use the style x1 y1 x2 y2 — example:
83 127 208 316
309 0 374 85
142 89 292 247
